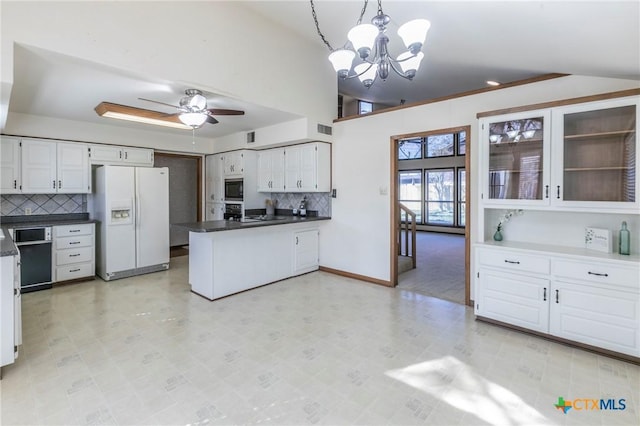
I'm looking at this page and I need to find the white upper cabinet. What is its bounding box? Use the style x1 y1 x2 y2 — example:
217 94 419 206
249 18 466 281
57 142 90 193
21 139 58 193
205 154 225 202
550 97 638 211
89 144 154 166
21 139 90 194
284 142 331 193
122 147 154 165
0 136 21 194
224 151 244 176
480 109 551 207
480 95 638 212
257 148 285 192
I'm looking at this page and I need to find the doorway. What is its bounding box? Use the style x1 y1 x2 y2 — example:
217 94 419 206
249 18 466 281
154 152 202 255
390 126 471 306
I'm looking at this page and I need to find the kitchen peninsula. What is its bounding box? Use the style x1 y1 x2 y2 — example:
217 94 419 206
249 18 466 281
174 215 329 300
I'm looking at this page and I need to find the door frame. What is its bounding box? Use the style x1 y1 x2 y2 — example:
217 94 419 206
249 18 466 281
390 125 472 306
153 151 203 222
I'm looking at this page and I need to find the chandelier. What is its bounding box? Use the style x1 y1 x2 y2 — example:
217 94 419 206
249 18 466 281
311 0 430 88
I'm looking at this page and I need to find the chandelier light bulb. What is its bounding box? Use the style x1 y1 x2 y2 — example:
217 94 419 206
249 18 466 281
397 51 424 77
328 49 356 78
179 112 207 128
398 19 431 53
348 24 378 59
355 63 378 88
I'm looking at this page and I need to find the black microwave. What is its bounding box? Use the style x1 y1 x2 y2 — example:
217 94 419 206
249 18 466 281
224 179 243 201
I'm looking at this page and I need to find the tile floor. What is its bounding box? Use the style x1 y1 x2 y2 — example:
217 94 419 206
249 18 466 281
1 256 638 425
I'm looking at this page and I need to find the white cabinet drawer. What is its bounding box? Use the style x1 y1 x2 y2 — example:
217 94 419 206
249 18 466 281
55 223 93 237
56 247 93 266
478 248 550 274
55 234 93 250
553 260 639 289
56 263 93 281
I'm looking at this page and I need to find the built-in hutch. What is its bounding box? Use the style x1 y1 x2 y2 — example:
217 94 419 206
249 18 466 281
474 90 640 360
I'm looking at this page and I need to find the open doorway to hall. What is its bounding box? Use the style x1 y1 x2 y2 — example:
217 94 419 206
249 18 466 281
153 152 202 258
391 126 471 305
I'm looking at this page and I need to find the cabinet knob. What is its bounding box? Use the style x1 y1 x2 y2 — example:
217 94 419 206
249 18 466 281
59 180 62 189
555 289 559 304
556 185 560 199
543 287 547 301
544 185 549 198
53 180 56 189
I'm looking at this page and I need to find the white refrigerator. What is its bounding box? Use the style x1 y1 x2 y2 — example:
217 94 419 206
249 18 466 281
90 166 170 280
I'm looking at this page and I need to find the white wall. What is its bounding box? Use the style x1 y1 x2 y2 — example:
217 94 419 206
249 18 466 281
1 1 336 129
322 76 640 283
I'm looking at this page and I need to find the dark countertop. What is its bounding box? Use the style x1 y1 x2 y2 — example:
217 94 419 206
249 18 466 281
0 213 97 257
0 228 18 257
0 213 97 230
174 215 330 233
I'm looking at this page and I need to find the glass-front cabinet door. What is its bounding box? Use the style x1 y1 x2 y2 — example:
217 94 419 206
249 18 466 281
480 109 551 206
551 97 638 210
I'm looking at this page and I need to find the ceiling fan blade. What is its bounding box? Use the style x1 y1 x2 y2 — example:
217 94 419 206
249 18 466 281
138 97 180 109
207 108 245 116
206 115 219 125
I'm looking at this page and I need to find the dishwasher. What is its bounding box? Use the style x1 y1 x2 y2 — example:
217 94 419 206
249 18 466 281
12 226 53 293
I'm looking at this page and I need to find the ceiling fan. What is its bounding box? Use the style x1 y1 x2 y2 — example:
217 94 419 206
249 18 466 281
139 89 245 128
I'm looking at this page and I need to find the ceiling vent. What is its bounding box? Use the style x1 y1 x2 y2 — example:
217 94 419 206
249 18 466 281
246 131 256 143
317 123 332 135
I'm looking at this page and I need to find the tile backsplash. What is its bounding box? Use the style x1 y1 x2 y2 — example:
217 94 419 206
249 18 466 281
269 192 332 217
1 194 87 216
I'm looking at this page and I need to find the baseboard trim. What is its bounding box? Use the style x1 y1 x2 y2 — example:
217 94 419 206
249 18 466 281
319 266 393 287
476 316 640 365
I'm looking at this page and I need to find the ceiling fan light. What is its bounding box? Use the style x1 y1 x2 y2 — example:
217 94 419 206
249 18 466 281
398 19 431 53
348 24 378 58
189 94 207 110
328 49 356 78
397 51 424 74
179 112 208 128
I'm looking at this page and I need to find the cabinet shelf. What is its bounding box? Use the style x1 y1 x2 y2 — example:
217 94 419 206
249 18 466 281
564 130 635 140
489 169 542 173
490 138 543 146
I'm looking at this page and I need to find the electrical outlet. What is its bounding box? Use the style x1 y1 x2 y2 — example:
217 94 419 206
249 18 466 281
25 207 32 215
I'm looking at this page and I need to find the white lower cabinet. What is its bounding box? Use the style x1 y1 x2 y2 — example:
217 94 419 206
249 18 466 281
293 229 319 274
53 223 95 282
1 253 21 371
475 245 640 357
205 202 225 221
549 280 639 356
476 268 549 333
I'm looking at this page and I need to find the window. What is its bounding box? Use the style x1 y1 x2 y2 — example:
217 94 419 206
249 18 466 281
397 126 468 229
358 100 373 115
425 169 454 226
426 134 454 157
398 138 422 160
458 168 466 227
398 171 422 222
457 130 466 155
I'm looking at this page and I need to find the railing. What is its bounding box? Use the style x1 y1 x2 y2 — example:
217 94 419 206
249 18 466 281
398 203 416 269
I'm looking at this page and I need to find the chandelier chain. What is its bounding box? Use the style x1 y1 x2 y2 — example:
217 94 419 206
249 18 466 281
309 0 335 52
377 0 383 15
356 0 369 25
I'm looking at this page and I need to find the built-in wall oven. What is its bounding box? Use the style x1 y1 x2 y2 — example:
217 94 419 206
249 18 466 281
223 203 243 221
224 179 243 201
13 227 53 293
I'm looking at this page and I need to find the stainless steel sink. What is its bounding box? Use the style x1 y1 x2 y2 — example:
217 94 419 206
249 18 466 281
245 215 288 221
